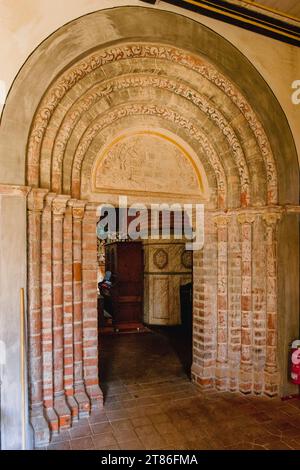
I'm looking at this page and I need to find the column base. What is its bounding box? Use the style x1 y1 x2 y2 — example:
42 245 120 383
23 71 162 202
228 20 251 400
31 407 50 448
86 384 104 410
264 369 279 396
229 373 238 392
215 363 228 391
66 395 79 423
74 387 90 418
191 362 214 389
44 407 59 433
54 395 71 429
192 374 214 389
253 370 264 395
239 365 253 394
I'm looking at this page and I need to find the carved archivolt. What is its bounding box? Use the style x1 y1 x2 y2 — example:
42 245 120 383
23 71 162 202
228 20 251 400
70 102 228 202
27 42 277 207
51 75 251 204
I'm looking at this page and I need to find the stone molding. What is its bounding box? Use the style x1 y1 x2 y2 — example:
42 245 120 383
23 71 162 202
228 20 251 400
27 188 49 212
27 43 277 204
52 195 70 216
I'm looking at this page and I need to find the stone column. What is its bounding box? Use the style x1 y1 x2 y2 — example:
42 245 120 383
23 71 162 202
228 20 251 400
27 188 49 446
263 212 281 396
70 200 90 417
82 204 103 410
238 213 255 393
63 204 79 421
252 216 266 395
40 192 58 431
227 215 241 392
191 212 216 389
52 195 71 428
214 215 229 390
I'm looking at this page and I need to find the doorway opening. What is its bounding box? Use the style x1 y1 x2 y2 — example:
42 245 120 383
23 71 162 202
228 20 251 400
96 207 194 402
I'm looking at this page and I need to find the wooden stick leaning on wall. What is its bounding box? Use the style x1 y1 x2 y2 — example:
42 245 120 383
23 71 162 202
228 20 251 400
20 288 26 450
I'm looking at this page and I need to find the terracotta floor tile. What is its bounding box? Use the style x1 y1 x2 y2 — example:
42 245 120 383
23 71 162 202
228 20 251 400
88 411 108 424
70 437 94 450
48 441 71 450
140 434 166 449
134 424 158 439
131 416 152 427
125 407 148 418
92 432 118 449
113 429 139 443
91 422 113 435
118 439 144 450
162 430 185 446
106 409 129 421
149 413 171 424
154 421 176 435
50 331 300 451
69 424 92 439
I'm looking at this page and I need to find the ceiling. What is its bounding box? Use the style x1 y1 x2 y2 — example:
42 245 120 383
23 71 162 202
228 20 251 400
243 1 300 20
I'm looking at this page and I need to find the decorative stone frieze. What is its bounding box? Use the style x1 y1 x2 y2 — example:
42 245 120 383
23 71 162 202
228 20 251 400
237 213 255 393
262 212 281 396
214 214 229 390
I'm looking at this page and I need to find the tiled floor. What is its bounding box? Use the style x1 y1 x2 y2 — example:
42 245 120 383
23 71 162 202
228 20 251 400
46 329 300 450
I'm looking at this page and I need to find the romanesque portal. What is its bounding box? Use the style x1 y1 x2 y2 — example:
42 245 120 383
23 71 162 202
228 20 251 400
0 8 298 447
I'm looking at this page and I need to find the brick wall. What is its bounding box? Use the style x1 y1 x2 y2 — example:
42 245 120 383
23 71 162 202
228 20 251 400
27 190 102 447
27 189 283 447
191 208 281 398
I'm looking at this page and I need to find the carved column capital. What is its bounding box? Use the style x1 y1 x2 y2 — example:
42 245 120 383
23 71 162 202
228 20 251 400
262 211 282 227
44 192 57 208
52 195 70 216
213 214 229 227
27 188 49 212
68 199 86 219
237 212 255 225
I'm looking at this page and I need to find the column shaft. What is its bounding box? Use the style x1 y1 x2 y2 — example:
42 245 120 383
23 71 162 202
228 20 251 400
238 213 255 393
52 195 71 428
215 215 229 390
27 188 49 446
70 201 90 417
82 205 103 410
63 205 79 421
41 193 58 430
263 212 281 396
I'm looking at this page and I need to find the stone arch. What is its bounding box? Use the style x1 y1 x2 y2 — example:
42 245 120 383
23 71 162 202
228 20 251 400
0 6 298 448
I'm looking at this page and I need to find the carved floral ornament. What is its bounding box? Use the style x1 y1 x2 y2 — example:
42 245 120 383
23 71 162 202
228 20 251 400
262 212 282 227
181 250 193 269
52 195 70 216
153 249 168 270
213 214 229 227
70 103 228 202
52 75 249 193
27 42 277 206
237 213 255 225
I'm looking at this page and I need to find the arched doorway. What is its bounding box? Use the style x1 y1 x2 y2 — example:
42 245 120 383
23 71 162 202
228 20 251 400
0 6 298 448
